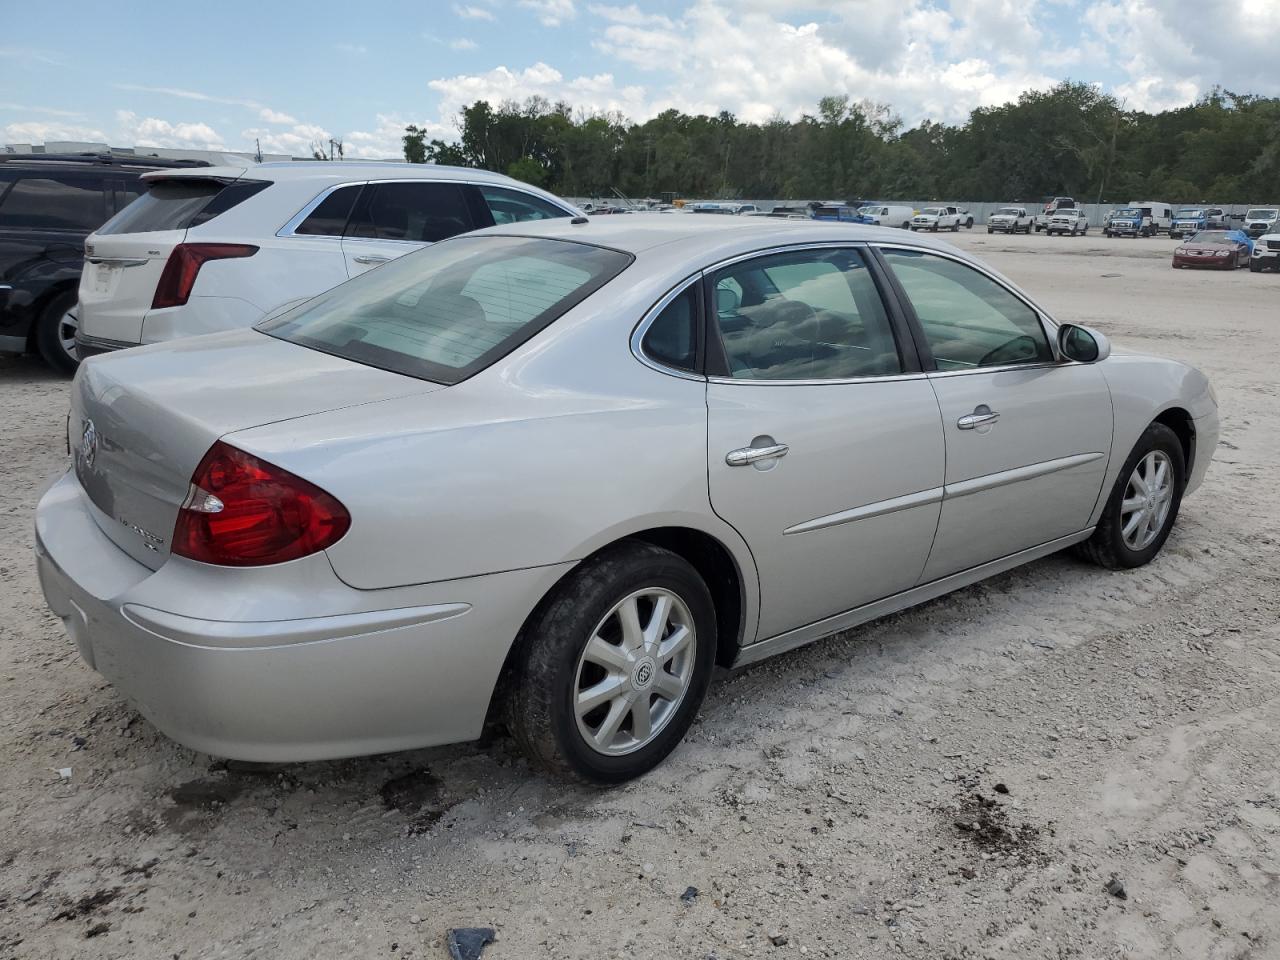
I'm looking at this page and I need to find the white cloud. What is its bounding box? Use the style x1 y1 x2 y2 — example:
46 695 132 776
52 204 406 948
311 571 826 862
240 122 333 157
429 62 651 119
450 38 479 50
115 110 226 150
2 119 108 146
519 0 576 25
453 3 496 20
0 103 85 119
259 107 298 125
344 113 451 159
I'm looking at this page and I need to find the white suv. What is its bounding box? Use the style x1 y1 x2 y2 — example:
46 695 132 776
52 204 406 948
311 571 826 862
76 162 579 356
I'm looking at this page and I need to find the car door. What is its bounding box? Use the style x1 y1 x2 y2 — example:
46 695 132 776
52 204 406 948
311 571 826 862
703 245 946 641
341 180 484 277
877 246 1112 581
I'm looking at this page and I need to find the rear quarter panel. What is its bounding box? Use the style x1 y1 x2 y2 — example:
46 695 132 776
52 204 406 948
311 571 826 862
227 270 761 634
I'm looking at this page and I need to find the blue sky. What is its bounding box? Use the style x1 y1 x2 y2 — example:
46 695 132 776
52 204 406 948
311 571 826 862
3 1 1276 158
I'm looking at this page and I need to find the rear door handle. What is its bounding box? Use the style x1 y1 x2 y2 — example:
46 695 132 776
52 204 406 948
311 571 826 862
957 406 1000 430
353 255 390 265
726 443 789 466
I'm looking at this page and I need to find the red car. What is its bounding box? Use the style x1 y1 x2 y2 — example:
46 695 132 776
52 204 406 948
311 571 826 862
1172 230 1251 269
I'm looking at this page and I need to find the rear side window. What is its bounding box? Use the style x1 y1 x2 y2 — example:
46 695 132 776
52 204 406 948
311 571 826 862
261 236 631 384
97 178 268 234
710 248 901 380
480 185 570 224
345 182 475 243
294 185 361 236
641 284 699 373
0 175 107 231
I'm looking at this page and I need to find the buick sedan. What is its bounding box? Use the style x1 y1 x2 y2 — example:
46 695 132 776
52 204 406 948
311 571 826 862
36 217 1218 783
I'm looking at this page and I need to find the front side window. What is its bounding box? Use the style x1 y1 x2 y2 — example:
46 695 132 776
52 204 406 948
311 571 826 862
261 236 630 384
345 181 475 243
0 175 107 231
480 185 570 224
709 248 901 380
880 248 1052 370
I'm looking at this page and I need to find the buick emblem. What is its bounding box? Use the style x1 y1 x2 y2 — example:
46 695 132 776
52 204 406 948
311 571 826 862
80 419 98 470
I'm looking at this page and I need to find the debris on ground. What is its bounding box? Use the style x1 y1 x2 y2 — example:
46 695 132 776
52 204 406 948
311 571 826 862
446 927 496 960
680 886 699 903
1104 876 1128 900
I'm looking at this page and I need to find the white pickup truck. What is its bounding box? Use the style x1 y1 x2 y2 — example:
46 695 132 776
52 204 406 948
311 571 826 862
910 205 974 232
986 207 1034 234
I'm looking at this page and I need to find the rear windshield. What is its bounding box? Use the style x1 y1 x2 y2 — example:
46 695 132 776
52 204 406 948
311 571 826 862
260 236 632 384
97 177 268 234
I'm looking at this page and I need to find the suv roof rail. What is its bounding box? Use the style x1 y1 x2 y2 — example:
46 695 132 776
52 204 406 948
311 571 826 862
0 151 212 169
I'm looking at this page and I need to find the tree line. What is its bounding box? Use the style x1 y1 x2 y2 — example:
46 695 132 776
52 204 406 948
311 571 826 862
402 82 1280 204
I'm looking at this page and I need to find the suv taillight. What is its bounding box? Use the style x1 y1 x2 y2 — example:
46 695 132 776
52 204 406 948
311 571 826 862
152 243 257 309
172 441 350 566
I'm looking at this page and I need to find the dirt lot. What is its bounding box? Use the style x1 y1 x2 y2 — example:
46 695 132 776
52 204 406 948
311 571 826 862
2 233 1278 960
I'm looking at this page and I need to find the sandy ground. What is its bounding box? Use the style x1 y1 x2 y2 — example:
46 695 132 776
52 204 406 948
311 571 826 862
2 233 1278 960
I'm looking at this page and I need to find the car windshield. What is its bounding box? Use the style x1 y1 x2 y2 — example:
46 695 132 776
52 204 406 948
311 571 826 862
1115 208 1141 217
995 208 1022 215
1177 209 1204 218
260 236 632 384
1187 231 1228 243
921 208 942 215
1245 209 1278 219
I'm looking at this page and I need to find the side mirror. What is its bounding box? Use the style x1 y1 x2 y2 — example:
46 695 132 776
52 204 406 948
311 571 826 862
1058 324 1110 363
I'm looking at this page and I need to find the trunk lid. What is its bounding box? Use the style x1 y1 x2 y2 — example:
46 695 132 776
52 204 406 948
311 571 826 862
78 171 252 346
70 330 440 569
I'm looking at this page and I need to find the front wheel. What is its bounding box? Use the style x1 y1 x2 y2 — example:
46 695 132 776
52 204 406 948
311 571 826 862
1076 423 1185 570
1250 259 1261 272
507 542 717 783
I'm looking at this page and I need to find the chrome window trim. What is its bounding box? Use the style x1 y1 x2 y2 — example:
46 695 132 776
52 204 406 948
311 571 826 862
628 273 706 383
697 240 926 386
872 240 1066 363
277 178 577 241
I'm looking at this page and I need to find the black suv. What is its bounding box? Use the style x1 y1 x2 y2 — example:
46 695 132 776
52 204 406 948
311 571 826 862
0 153 209 372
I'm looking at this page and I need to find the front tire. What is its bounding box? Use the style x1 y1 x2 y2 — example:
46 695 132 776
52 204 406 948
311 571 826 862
1076 423 1185 570
35 289 80 375
1250 260 1261 272
507 542 717 783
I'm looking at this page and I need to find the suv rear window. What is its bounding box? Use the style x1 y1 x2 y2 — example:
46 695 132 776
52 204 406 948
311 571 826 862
261 236 631 384
97 177 269 234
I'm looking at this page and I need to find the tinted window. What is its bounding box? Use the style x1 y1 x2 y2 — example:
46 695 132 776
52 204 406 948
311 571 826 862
294 185 360 236
480 185 569 224
881 249 1052 370
262 236 630 384
113 178 147 215
98 179 224 234
0 176 106 230
710 248 901 380
642 285 698 372
346 182 475 243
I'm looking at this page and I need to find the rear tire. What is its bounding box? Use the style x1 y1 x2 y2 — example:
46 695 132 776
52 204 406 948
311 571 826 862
1076 422 1185 570
34 289 80 375
506 541 717 783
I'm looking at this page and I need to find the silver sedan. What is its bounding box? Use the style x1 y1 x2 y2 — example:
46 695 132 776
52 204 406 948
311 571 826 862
35 217 1219 782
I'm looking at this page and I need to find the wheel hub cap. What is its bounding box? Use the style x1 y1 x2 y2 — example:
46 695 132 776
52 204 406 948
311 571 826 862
573 588 696 756
1120 450 1174 551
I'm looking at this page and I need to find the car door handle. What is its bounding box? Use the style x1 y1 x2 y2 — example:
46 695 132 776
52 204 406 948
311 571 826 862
726 443 789 466
352 255 390 265
957 407 1000 430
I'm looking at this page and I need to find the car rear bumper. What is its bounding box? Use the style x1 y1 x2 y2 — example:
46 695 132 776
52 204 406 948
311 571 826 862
35 470 573 762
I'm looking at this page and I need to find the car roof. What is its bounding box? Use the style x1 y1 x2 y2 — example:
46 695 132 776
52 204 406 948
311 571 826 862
140 161 530 186
465 213 959 258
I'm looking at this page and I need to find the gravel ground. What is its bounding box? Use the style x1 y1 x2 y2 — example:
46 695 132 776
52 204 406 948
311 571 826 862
2 233 1278 960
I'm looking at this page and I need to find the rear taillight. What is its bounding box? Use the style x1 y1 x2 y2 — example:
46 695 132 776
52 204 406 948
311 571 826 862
151 243 257 309
172 441 350 567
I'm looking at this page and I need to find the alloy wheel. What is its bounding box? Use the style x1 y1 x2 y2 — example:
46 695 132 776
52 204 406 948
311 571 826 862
573 588 696 756
1120 450 1175 550
58 308 79 363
